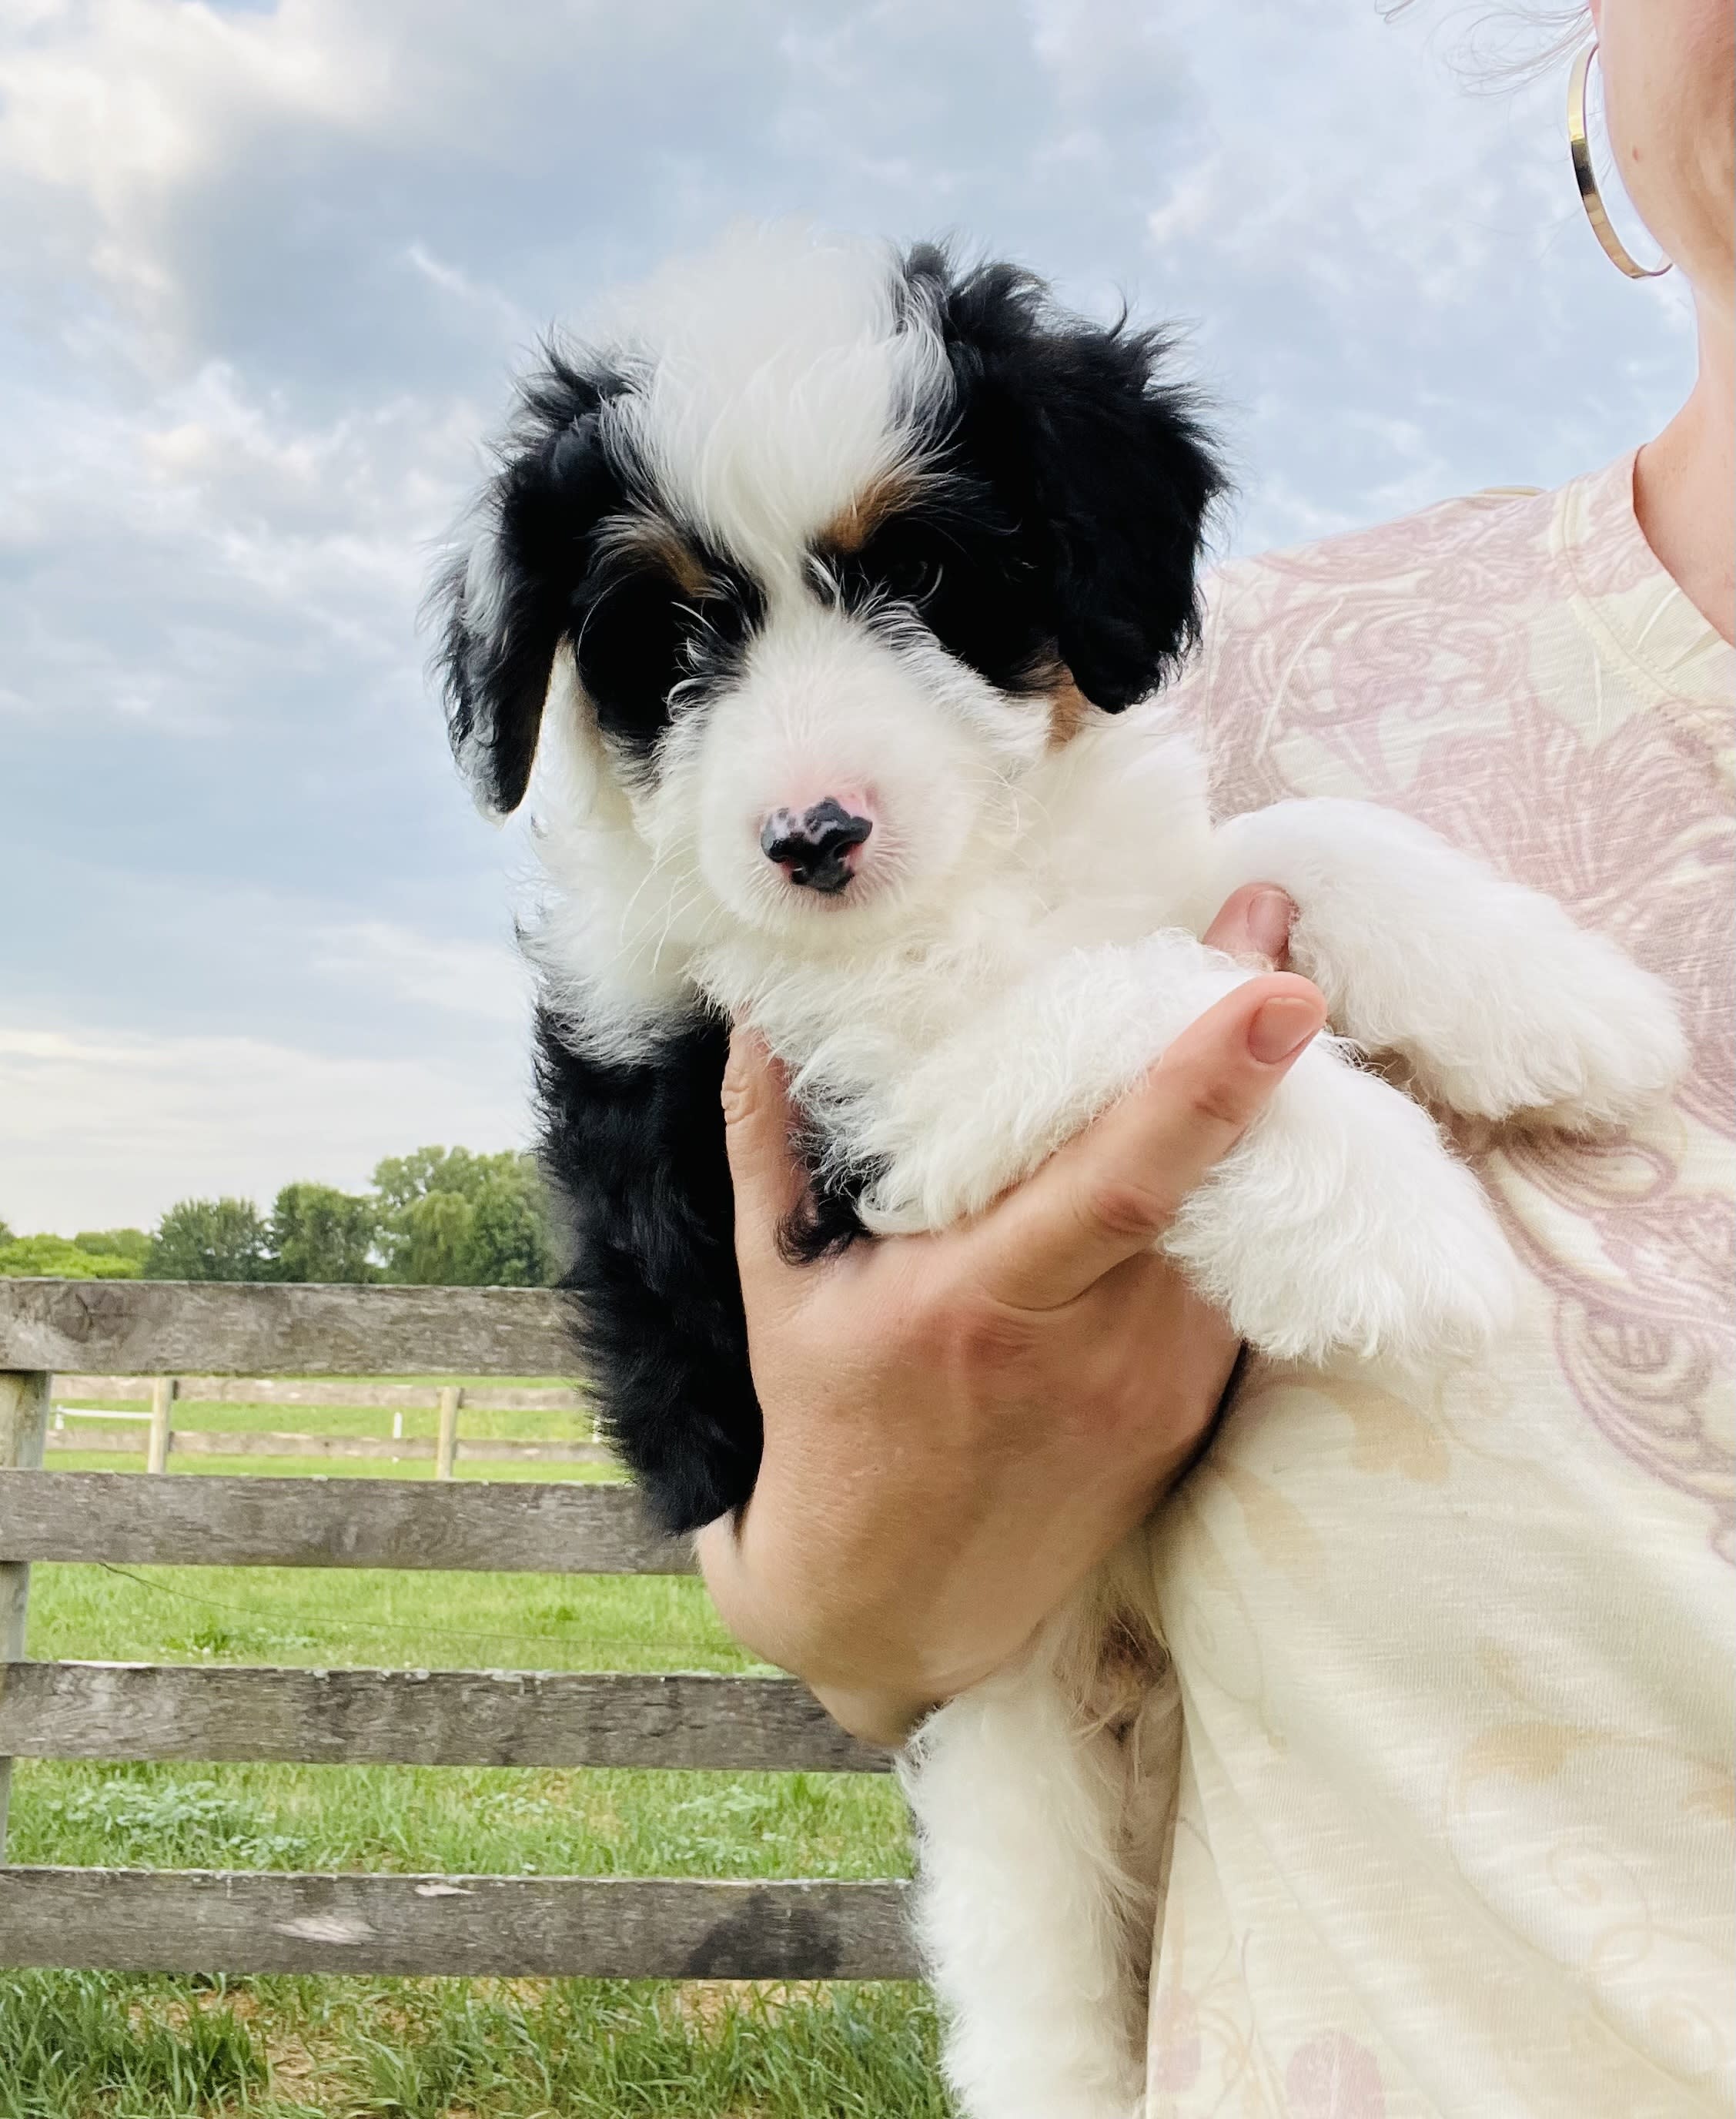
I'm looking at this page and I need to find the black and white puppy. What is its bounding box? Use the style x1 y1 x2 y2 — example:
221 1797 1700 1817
435 225 1683 2119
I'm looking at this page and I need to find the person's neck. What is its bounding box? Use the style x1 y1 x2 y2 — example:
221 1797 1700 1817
1634 298 1736 644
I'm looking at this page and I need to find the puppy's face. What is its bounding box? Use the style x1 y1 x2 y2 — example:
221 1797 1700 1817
437 229 1219 958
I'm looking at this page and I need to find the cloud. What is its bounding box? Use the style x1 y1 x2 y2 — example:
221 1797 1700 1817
0 1017 530 1234
0 0 1695 1229
312 919 530 1026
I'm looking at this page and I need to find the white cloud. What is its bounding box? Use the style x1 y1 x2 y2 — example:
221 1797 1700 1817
0 0 1697 1229
312 919 530 1026
0 1019 529 1234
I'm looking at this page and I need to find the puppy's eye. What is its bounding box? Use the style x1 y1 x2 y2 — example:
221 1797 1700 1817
852 521 947 609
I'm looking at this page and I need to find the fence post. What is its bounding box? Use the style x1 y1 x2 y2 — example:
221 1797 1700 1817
0 1368 50 1856
434 1385 463 1480
146 1376 179 1475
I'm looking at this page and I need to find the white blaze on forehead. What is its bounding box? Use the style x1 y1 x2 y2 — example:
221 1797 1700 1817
595 223 952 574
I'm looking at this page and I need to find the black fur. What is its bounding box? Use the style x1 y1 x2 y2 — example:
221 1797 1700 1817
534 1003 763 1534
900 244 1222 709
435 351 762 815
450 244 1226 1538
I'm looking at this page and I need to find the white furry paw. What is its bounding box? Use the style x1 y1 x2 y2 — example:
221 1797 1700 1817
1212 797 1688 1132
1412 929 1688 1130
1163 1041 1521 1371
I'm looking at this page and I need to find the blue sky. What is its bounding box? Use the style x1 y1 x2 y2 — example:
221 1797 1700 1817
0 0 1692 1233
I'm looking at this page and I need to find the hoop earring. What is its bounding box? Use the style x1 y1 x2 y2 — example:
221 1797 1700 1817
1567 42 1673 280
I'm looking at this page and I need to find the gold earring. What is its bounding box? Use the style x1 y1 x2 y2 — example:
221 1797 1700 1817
1567 42 1673 280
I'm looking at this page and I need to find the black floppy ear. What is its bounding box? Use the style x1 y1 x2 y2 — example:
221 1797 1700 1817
433 357 627 815
910 246 1223 711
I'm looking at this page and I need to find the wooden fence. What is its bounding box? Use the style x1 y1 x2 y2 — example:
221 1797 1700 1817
0 1278 914 1980
47 1371 607 1475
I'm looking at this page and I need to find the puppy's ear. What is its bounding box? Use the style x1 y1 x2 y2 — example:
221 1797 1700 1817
909 246 1223 711
433 357 626 815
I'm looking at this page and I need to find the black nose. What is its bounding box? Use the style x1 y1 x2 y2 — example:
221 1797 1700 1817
760 797 875 894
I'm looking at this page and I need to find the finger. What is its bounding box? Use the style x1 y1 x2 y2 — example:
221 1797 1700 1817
721 1029 809 1280
1203 882 1294 969
973 972 1326 1311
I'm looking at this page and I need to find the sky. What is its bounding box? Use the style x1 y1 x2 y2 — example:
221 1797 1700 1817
0 0 1694 1235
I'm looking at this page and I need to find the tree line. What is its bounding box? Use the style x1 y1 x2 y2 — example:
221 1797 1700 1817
0 1147 557 1287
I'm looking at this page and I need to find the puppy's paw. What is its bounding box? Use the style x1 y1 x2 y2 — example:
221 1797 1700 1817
1163 1043 1521 1371
1419 935 1687 1130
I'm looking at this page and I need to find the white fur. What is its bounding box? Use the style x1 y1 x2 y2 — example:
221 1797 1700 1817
535 707 1682 2119
507 229 1687 2119
596 223 952 581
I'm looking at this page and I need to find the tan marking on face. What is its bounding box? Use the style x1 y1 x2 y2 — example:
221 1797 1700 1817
1045 671 1097 748
603 514 711 598
820 467 923 554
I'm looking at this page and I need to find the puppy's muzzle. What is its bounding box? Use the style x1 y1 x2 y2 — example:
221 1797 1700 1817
760 798 875 894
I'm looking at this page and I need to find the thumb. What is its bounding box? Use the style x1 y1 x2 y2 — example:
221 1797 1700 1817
721 1029 809 1281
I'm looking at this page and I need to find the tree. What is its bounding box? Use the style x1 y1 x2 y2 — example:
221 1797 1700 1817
467 1163 555 1286
398 1188 476 1285
0 1234 142 1280
73 1228 152 1267
372 1146 554 1286
269 1183 377 1284
146 1198 273 1282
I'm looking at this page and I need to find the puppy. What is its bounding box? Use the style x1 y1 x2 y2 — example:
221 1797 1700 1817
433 225 1684 2119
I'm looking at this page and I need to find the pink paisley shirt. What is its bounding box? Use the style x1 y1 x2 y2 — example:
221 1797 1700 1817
1144 455 1735 2118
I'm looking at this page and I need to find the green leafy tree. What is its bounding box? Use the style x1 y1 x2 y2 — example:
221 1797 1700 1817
0 1217 12 1247
73 1228 152 1267
372 1147 554 1285
269 1183 378 1284
146 1198 273 1282
0 1234 142 1280
398 1187 477 1285
467 1163 555 1286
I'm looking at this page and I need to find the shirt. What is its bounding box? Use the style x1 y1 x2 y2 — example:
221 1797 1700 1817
1145 454 1735 2118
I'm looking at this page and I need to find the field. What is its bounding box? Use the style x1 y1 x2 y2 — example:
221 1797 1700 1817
5 1392 939 2119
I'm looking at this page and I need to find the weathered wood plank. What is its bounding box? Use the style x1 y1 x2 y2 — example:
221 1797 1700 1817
0 1472 694 1574
0 1282 575 1379
46 1427 612 1465
0 1664 889 1773
55 1377 590 1413
0 1371 49 1856
0 1869 918 1979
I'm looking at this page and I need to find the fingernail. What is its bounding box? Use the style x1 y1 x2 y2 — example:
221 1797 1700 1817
1246 889 1293 965
1248 995 1323 1064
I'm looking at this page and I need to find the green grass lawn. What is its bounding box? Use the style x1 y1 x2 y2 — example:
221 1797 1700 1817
5 1392 937 2117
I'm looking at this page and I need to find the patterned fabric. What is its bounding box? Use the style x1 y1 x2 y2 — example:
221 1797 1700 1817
1143 455 1735 2118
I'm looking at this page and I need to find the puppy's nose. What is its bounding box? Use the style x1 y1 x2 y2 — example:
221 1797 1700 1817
760 797 875 894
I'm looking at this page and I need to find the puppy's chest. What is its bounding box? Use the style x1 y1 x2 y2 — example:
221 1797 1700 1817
727 874 1186 1106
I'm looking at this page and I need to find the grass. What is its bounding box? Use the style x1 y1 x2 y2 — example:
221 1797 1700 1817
54 1374 597 1448
5 1388 935 2117
0 1973 948 2118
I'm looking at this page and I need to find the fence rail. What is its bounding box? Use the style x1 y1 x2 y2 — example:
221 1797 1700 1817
0 1469 691 1572
0 1279 574 1378
0 1662 888 1772
0 1870 916 1979
0 1281 911 1983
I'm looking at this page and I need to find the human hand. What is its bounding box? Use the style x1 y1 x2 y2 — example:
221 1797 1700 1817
696 886 1317 1746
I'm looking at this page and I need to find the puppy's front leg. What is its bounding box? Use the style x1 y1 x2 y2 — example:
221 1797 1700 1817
857 928 1517 1371
1211 799 1685 1126
855 932 1258 1236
